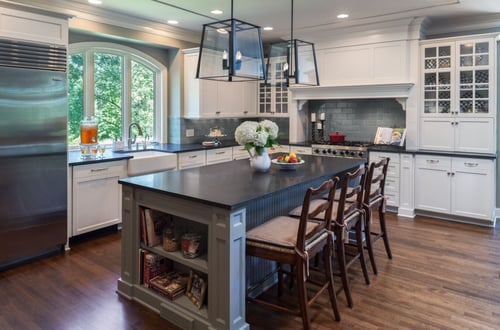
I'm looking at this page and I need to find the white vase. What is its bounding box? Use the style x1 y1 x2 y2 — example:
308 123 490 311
250 149 271 172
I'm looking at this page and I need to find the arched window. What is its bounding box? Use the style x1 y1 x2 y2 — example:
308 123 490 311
68 42 165 147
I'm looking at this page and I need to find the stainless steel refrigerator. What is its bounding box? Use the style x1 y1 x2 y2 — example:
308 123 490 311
0 39 68 269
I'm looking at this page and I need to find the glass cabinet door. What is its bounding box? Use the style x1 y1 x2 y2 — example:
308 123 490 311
423 45 453 114
458 41 490 114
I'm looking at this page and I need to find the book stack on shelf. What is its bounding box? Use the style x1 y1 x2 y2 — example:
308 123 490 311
148 271 189 300
141 250 172 288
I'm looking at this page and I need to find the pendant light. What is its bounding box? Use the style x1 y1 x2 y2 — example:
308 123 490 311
266 0 319 86
196 0 266 82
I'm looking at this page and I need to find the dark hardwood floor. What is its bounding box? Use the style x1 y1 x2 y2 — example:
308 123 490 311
1 213 499 329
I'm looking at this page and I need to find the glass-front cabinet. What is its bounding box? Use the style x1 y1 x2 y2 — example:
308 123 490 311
423 44 454 114
420 36 496 154
259 57 288 116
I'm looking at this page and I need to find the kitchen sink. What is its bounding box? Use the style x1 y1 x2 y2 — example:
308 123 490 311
126 150 177 176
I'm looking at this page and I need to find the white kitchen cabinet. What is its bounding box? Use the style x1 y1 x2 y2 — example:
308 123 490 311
414 155 494 223
71 160 127 236
177 150 206 169
419 36 496 153
0 6 68 45
206 147 233 165
369 151 400 208
183 48 257 118
316 41 411 86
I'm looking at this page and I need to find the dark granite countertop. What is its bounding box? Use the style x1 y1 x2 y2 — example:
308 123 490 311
68 139 306 166
368 144 496 159
119 154 364 210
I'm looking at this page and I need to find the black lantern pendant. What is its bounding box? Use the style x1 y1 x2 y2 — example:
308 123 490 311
266 0 319 87
196 0 266 82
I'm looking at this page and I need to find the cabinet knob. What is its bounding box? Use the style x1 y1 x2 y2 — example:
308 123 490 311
215 111 221 115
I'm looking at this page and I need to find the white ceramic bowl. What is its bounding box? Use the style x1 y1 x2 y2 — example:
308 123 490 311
272 158 305 170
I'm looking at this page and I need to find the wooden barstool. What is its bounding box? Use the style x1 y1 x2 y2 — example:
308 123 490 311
362 157 392 275
289 166 370 308
246 179 341 329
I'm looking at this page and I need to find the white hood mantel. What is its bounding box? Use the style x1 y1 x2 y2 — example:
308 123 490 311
289 82 415 109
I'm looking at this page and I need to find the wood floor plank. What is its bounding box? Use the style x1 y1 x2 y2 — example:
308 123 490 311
0 214 499 329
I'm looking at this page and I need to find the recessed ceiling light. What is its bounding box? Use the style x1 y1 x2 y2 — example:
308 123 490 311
211 9 223 15
88 0 102 4
167 20 179 25
217 28 228 34
263 26 274 31
337 13 349 19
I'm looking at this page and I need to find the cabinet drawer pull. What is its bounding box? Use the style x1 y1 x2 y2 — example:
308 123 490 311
215 111 221 115
91 168 109 172
464 162 479 167
188 155 198 159
426 159 439 164
216 152 225 155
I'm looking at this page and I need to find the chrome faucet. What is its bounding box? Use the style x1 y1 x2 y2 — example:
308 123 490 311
127 122 143 149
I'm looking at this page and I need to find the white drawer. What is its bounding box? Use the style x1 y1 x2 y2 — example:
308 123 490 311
178 150 206 169
73 161 127 179
369 151 400 164
206 147 233 165
268 144 290 155
415 155 451 170
452 157 493 173
232 146 250 160
290 146 312 155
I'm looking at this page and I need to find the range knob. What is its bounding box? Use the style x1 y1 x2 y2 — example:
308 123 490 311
322 149 328 154
358 152 364 157
327 149 332 154
331 150 337 155
314 148 320 154
339 151 345 156
350 151 356 157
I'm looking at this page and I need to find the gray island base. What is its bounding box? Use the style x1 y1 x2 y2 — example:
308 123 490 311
117 155 364 330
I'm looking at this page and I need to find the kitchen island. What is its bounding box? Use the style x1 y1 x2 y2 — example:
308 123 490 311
117 155 364 330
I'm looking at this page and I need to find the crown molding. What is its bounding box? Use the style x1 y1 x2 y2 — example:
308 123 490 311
1 0 200 46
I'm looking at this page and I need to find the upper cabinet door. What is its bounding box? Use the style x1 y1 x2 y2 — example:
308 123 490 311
422 43 455 115
456 39 493 116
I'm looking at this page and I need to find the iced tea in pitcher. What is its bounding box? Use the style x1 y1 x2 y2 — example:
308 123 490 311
80 116 98 144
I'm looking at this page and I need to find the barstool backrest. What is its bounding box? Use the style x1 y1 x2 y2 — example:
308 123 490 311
364 158 390 206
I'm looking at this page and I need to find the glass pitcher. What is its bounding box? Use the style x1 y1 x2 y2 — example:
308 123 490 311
80 116 98 145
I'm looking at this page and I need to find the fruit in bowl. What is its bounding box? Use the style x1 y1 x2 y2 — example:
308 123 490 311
276 152 302 163
273 152 305 170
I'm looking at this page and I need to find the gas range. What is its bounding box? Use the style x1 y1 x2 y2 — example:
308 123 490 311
312 141 373 160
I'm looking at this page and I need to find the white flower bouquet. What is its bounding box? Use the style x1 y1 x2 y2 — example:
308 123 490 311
234 120 279 156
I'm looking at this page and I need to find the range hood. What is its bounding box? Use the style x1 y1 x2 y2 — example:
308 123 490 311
289 82 415 109
289 82 414 100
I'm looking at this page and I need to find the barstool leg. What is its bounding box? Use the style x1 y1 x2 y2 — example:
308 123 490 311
336 231 353 308
364 207 378 274
379 208 392 259
356 215 370 285
296 259 311 330
325 235 341 321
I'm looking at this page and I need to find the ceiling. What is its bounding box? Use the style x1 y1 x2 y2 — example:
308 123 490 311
5 0 500 43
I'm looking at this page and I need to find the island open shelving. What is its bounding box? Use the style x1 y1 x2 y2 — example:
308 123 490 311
117 155 364 330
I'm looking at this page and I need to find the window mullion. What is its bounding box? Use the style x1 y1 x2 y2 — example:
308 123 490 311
123 55 132 141
84 51 95 117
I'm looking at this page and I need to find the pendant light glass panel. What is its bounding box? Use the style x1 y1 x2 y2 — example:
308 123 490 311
266 39 319 86
197 19 266 81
